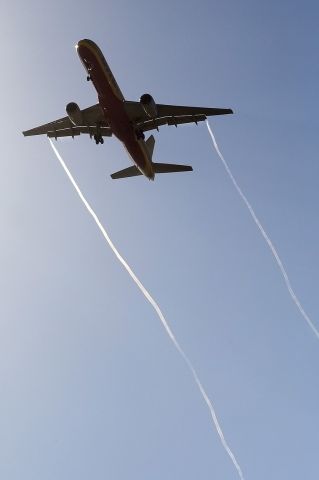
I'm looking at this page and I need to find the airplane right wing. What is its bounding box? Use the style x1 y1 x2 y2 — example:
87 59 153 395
124 100 233 133
23 104 112 138
135 114 208 132
156 104 233 118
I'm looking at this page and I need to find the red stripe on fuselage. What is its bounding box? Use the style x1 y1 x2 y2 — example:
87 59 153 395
76 39 153 179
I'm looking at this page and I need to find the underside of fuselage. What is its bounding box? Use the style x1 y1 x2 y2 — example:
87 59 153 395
76 39 155 180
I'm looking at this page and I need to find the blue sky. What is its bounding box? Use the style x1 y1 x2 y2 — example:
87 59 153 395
1 1 319 479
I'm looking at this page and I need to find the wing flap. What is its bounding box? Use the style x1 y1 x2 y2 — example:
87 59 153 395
137 114 207 132
166 114 207 126
47 126 112 139
47 129 80 138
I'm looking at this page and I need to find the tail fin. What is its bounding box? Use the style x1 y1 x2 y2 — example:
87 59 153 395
153 163 193 174
145 135 155 158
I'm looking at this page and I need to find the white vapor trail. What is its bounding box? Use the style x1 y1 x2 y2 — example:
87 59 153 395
49 139 245 480
206 120 319 341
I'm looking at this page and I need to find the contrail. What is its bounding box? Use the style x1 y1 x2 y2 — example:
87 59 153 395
49 139 245 480
206 120 319 341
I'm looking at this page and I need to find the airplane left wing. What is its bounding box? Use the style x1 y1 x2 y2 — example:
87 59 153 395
23 116 72 136
23 104 111 138
46 126 112 139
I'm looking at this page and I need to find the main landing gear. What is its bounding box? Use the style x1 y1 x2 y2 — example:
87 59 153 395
136 130 145 140
94 134 104 145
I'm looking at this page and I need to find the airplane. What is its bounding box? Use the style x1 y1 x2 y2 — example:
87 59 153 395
23 39 233 180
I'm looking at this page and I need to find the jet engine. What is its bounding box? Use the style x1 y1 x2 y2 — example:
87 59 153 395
140 93 157 118
66 102 83 126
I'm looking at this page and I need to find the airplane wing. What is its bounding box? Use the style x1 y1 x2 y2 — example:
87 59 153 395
23 104 112 138
156 104 233 118
124 101 233 132
135 114 208 132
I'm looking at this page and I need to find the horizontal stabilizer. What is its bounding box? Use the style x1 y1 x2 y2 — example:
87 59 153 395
111 163 193 180
111 165 142 179
153 163 193 174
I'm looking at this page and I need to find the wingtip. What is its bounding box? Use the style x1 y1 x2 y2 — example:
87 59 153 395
22 129 34 137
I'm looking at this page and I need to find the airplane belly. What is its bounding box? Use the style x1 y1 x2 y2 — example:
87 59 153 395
77 40 154 179
77 40 124 102
77 41 135 141
123 138 154 179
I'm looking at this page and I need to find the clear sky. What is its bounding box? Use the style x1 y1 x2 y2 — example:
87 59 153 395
1 1 319 479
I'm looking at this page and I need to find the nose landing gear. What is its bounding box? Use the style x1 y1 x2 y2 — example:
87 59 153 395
86 64 93 81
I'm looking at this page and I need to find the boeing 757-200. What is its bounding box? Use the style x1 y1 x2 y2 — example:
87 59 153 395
23 39 233 180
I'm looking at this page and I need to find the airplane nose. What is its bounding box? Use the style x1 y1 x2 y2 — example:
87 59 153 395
76 39 87 50
76 39 99 50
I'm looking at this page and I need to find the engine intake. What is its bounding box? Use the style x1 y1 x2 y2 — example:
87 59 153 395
140 93 157 118
66 102 83 126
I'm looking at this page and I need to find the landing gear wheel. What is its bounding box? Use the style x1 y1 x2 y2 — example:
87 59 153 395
136 130 145 140
94 134 104 145
87 75 91 81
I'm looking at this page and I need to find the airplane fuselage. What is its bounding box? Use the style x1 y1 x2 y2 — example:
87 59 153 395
76 39 154 180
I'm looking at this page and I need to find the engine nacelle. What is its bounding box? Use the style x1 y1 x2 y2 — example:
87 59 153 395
140 93 157 118
66 102 83 126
